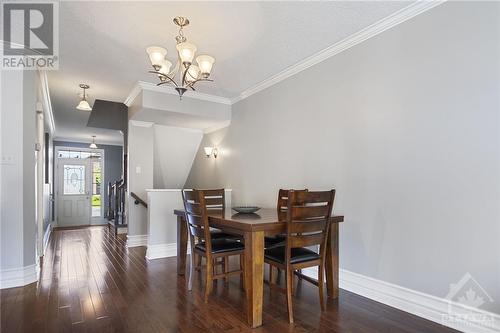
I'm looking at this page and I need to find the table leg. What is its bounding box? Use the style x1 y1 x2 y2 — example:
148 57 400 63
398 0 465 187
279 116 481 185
177 215 188 276
325 222 339 298
244 231 264 328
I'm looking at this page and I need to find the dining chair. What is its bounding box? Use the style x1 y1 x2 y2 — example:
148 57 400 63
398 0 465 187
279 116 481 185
189 188 240 241
264 189 335 323
182 189 245 302
264 189 307 249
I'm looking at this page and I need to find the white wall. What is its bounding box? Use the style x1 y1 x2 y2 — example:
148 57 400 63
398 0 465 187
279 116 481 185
186 1 500 315
153 124 202 189
127 122 153 238
0 69 38 288
145 189 231 260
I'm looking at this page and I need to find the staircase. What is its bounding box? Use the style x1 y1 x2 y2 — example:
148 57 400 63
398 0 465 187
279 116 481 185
107 179 127 235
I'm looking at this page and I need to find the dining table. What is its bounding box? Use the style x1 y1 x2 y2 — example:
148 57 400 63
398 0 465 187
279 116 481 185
173 208 344 328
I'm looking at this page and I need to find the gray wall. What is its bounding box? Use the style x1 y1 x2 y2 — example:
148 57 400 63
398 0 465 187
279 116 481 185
53 140 123 216
186 2 500 314
127 123 153 237
1 69 37 271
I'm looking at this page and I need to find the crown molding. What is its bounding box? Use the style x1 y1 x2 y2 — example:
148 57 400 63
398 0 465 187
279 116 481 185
124 83 142 107
129 120 154 128
53 137 123 146
38 70 56 134
124 81 232 106
231 0 445 104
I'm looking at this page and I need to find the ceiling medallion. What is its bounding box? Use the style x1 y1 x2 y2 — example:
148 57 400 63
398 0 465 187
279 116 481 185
145 16 215 100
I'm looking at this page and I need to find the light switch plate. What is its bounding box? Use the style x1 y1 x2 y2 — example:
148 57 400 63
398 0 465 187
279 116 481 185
135 166 141 174
1 155 14 165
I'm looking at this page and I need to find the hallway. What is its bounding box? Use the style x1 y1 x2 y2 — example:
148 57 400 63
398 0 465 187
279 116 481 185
0 227 457 332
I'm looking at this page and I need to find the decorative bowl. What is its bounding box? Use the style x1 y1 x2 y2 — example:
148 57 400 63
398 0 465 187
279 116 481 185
232 206 261 214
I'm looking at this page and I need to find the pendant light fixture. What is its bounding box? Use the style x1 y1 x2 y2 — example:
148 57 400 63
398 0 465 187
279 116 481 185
145 16 216 99
76 84 92 111
89 135 98 149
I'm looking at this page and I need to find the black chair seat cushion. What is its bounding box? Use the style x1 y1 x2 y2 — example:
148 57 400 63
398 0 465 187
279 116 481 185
196 238 244 254
265 246 320 264
264 235 286 249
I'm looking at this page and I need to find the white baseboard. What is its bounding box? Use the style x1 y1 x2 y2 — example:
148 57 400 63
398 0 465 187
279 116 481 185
302 268 499 333
0 264 38 289
126 234 148 247
145 242 191 260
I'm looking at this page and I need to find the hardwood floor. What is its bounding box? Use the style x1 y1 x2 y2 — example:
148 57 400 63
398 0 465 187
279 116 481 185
1 226 458 333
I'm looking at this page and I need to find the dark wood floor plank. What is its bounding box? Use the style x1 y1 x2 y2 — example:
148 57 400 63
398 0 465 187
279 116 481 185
0 226 459 333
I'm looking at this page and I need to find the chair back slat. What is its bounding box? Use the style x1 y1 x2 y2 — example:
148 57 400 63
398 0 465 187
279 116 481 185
185 214 204 227
293 190 333 204
290 232 324 248
189 225 207 239
277 189 309 212
277 189 289 212
184 201 202 215
200 189 226 197
288 220 326 234
204 197 224 206
183 190 198 201
290 205 330 220
285 190 335 260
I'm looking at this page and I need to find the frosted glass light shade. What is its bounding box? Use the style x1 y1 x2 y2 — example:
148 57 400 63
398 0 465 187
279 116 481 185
159 60 173 76
196 55 215 77
76 99 92 111
89 143 98 149
176 42 197 64
204 147 213 157
185 65 200 83
146 46 167 68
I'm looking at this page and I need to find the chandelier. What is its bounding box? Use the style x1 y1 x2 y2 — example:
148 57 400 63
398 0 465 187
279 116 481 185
146 16 215 99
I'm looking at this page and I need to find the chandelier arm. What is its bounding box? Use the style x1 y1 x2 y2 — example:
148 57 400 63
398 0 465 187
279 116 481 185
181 63 192 87
192 78 214 84
169 60 180 77
149 71 179 87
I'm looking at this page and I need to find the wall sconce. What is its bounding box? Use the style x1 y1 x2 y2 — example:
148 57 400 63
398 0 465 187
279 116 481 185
204 146 218 158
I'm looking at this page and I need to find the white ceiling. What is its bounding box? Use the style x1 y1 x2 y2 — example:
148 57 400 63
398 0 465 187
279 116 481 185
49 1 413 145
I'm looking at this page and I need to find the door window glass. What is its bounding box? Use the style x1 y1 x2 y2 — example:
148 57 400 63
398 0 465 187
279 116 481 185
63 165 85 195
91 161 102 217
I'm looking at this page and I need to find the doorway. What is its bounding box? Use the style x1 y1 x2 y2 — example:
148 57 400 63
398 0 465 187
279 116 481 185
55 147 104 227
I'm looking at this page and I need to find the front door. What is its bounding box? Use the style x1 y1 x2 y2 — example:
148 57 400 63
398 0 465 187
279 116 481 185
57 159 91 227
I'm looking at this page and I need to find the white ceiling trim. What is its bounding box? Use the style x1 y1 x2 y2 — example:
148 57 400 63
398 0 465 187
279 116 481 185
231 0 445 104
38 70 56 135
124 81 232 107
129 120 154 128
53 136 123 146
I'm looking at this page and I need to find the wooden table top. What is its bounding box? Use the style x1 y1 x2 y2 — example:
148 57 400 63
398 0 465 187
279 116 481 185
174 208 344 232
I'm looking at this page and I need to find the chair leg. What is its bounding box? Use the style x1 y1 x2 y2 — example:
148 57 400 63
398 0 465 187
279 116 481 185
286 267 294 324
205 256 213 303
188 250 195 291
239 254 245 291
196 253 202 271
269 264 274 285
223 257 228 283
318 265 325 311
